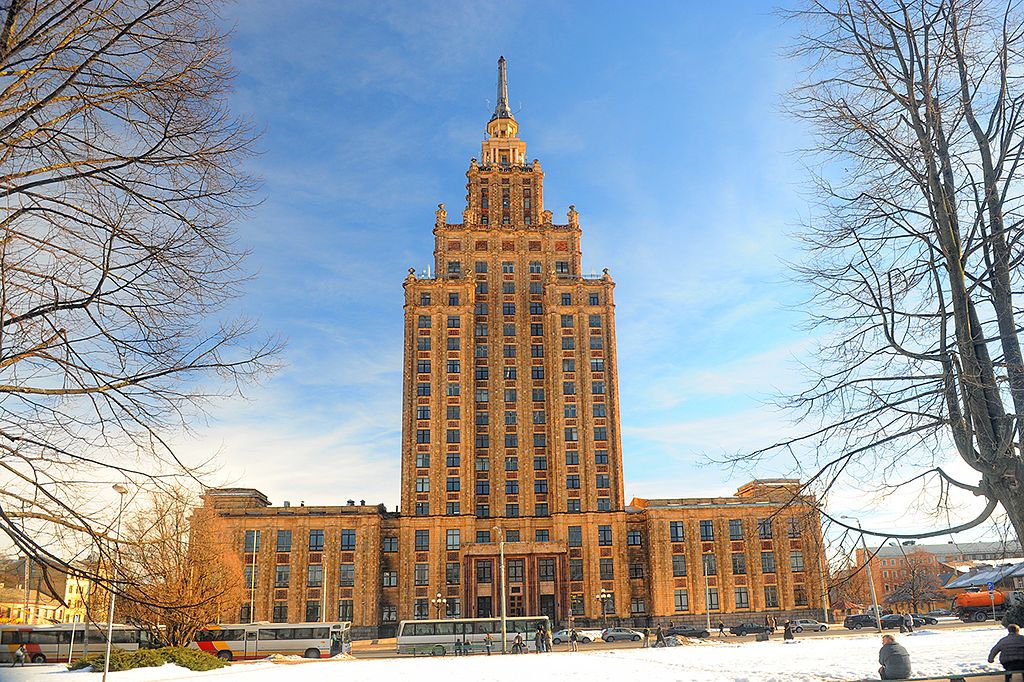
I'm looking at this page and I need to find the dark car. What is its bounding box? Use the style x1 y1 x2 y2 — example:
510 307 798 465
911 613 939 625
844 614 879 630
880 614 926 629
666 625 710 638
729 622 771 636
926 608 951 617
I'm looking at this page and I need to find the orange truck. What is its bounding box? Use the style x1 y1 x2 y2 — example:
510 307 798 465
953 589 1023 622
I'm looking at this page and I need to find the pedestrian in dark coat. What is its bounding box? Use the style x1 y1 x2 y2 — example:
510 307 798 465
656 625 666 647
10 645 26 667
718 620 725 636
878 634 912 680
988 624 1024 682
534 626 544 653
783 621 795 641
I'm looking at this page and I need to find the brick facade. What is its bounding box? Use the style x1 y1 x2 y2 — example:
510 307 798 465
197 59 828 636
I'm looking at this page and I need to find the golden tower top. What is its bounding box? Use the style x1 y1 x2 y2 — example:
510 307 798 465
482 57 527 165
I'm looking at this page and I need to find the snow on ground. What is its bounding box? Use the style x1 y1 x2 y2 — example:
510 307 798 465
0 626 1011 682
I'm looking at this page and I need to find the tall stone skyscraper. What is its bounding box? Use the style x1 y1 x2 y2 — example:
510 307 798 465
400 56 624 522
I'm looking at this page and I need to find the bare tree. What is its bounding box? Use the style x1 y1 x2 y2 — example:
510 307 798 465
883 551 945 613
112 488 242 647
739 0 1024 543
0 0 279 597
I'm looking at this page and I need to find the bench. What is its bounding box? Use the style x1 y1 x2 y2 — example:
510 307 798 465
854 672 1023 682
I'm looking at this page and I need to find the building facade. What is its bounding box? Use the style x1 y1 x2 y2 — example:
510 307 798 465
199 59 828 636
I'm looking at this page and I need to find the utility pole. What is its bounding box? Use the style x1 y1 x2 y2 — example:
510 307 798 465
493 526 507 653
842 515 882 632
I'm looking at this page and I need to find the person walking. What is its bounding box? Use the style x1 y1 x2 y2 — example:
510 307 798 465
484 631 493 656
718 620 726 637
784 621 795 641
569 629 579 652
513 633 524 654
988 623 1024 682
534 626 545 653
878 634 912 680
656 625 666 648
899 612 908 634
454 638 463 656
546 626 553 653
11 645 26 667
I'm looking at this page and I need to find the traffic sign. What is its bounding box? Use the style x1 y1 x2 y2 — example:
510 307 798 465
987 581 995 592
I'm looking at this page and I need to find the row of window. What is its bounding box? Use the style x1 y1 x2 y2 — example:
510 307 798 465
410 499 614 516
670 550 805 577
413 402 607 423
443 261 574 276
244 563 358 589
669 517 804 542
412 425 610 443
412 449 610 470
243 529 355 553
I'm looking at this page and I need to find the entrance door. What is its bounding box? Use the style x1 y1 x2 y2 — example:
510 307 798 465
539 594 557 624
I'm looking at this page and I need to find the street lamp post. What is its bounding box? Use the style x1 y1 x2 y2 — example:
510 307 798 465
842 515 882 633
492 526 507 653
704 573 712 631
595 590 612 630
102 483 129 682
431 592 448 619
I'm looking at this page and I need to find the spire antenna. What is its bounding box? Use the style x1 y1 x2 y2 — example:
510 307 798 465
491 56 513 121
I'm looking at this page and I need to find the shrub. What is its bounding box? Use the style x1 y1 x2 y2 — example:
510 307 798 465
158 646 227 671
1003 601 1024 628
67 646 225 672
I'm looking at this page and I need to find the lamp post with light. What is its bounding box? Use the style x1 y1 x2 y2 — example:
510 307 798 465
102 483 129 682
492 526 507 653
431 592 448 619
841 515 882 632
595 589 612 630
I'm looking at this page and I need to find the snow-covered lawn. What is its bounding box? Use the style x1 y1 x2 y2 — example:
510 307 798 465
1 626 1012 682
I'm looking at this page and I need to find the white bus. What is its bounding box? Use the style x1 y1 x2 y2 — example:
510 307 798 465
0 623 155 664
191 621 351 660
396 616 551 656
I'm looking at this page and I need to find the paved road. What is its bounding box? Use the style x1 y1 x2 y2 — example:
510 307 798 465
349 619 995 660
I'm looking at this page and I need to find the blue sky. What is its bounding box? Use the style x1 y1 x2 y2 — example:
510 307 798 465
176 0 999 542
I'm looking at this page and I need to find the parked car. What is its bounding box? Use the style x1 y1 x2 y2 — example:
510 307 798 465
911 614 939 625
790 619 828 633
844 614 879 629
729 622 771 636
666 625 710 638
926 608 952 617
551 629 601 644
601 627 642 642
880 614 926 629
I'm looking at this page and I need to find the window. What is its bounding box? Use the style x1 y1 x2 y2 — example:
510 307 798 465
565 427 578 442
475 261 488 273
447 360 460 373
502 281 515 294
338 599 354 621
764 586 779 608
446 477 460 493
415 564 429 586
630 598 646 615
627 529 643 546
531 344 544 357
475 434 490 449
305 601 321 622
417 405 430 420
729 519 744 540
307 564 323 587
589 314 602 328
477 281 489 294
567 499 581 513
274 565 290 588
417 337 431 350
707 588 720 610
415 477 430 492
507 559 524 583
599 558 614 580
531 366 545 380
382 604 397 622
598 525 612 546
309 529 324 552
244 529 261 553
596 474 610 489
420 293 431 305
503 366 516 380
447 429 461 443
446 502 460 515
475 323 488 337
594 450 608 464
475 366 489 381
415 502 429 515
788 518 801 539
338 563 355 587
565 450 579 465
476 530 491 543
383 536 398 553
243 567 257 589
761 551 776 573
415 529 430 551
561 337 575 350
446 529 461 550
674 589 689 612
535 529 550 542
561 314 574 328
597 497 611 511
416 429 430 444
529 260 542 273
272 603 288 623
382 570 397 587
568 526 583 547
569 558 584 581
594 426 607 440
566 475 580 489
276 530 292 553
672 554 687 577
504 389 517 404
530 302 543 314
340 529 356 551
563 381 576 395
415 452 430 468
593 403 607 417
732 553 747 575
502 303 515 315
562 359 576 372
446 562 460 585
590 336 603 349
535 502 549 516
418 315 432 329
476 503 489 517
414 599 429 619
446 450 460 466
790 551 805 572
475 480 490 495
417 360 431 374
629 562 645 579
505 480 519 495
504 456 518 471
538 559 556 582
502 261 514 273
534 479 548 493
506 503 520 517
592 381 605 395
758 518 773 539
589 293 600 305
702 554 717 575
555 261 569 274
794 586 808 606
699 520 715 541
531 388 544 401
476 560 493 583
533 433 546 447
560 293 572 305
447 383 460 396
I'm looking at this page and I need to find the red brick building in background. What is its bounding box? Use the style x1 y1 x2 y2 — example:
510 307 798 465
198 59 828 638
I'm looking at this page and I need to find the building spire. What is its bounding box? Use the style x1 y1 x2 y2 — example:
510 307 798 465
491 56 514 121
